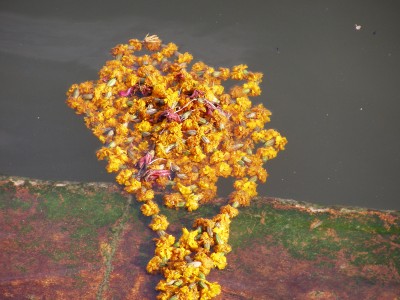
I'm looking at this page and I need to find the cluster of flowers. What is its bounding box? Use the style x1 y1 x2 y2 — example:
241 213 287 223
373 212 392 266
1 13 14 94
67 35 287 299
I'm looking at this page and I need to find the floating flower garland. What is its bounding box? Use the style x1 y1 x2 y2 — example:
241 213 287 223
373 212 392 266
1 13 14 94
66 35 287 300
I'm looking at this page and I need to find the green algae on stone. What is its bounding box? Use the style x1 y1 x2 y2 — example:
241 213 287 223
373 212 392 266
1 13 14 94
1 177 399 299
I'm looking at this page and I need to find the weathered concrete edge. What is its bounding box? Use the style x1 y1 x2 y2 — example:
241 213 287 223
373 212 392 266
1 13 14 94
1 175 398 215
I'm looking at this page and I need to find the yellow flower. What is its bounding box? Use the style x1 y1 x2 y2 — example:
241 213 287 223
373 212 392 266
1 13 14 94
199 282 221 299
152 83 167 98
220 205 239 218
210 150 224 164
128 38 142 50
197 256 215 276
67 36 288 299
191 146 206 162
160 42 178 57
146 255 162 274
164 88 180 108
243 81 261 96
170 247 191 262
235 96 252 111
126 73 138 86
151 51 164 62
136 120 152 132
191 61 207 73
229 190 251 206
177 285 200 300
180 228 199 250
247 166 268 183
143 34 162 51
164 193 184 209
116 169 133 185
177 183 192 195
257 147 278 160
177 52 193 64
154 240 173 260
141 200 160 216
149 214 169 231
124 178 141 193
185 194 200 211
137 189 155 202
217 67 230 80
230 64 248 80
96 147 112 160
183 264 200 279
210 252 227 269
214 243 232 254
211 84 224 96
106 157 124 172
274 135 288 150
215 162 232 177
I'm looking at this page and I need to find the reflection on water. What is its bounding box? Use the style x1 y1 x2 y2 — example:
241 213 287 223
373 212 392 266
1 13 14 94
1 1 400 210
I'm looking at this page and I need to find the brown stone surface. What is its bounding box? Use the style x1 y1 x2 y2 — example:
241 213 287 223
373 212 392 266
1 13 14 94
0 177 399 299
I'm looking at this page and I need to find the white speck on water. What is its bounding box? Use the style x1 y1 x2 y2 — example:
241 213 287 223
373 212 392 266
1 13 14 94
37 116 40 119
360 107 363 111
355 24 362 31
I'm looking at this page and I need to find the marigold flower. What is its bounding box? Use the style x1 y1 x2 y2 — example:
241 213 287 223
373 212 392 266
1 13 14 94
143 34 162 51
210 252 227 270
164 193 184 209
213 243 232 254
215 162 232 177
185 194 200 211
128 38 142 51
230 64 248 80
146 255 162 274
243 81 261 96
161 42 178 57
115 169 133 185
136 188 155 202
180 228 199 250
154 241 173 260
67 35 287 300
194 251 214 274
177 52 193 64
141 200 160 216
220 205 239 218
149 214 169 231
274 135 288 150
136 120 152 132
229 190 251 206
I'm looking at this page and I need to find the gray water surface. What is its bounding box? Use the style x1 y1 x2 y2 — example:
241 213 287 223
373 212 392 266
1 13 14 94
1 1 400 210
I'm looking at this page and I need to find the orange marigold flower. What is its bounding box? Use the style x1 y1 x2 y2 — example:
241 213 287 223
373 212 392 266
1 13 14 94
230 64 248 80
220 205 239 218
128 39 142 51
210 252 227 269
141 200 160 216
143 34 162 51
66 35 288 300
146 255 162 274
164 193 184 209
149 214 169 231
180 228 199 250
161 42 178 57
177 52 193 64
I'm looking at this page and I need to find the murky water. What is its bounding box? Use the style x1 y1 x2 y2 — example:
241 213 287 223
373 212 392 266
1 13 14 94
1 1 399 209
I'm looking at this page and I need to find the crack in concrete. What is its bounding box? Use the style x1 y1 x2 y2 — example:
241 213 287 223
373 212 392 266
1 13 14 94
96 194 133 300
